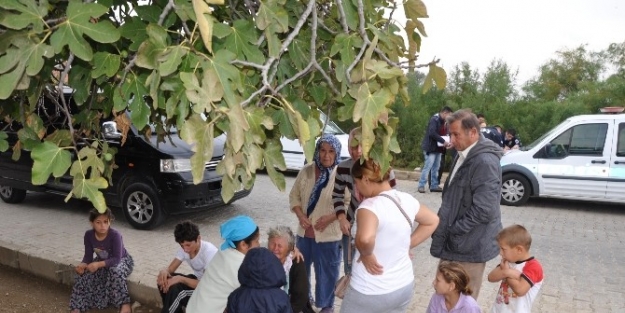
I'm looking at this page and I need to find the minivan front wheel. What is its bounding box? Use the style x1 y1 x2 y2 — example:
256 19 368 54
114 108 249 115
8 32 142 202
0 186 27 204
122 182 164 230
501 173 531 206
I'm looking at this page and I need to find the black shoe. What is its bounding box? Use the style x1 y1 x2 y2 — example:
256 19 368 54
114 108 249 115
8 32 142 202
418 187 425 193
430 186 443 192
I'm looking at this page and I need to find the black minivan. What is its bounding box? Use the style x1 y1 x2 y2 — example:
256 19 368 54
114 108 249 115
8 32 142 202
0 101 252 230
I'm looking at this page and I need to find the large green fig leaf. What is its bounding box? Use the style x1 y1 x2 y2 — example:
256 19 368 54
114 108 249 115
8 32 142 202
31 141 72 185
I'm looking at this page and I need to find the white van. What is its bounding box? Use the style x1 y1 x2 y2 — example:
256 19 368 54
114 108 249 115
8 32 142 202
500 112 625 206
280 112 350 171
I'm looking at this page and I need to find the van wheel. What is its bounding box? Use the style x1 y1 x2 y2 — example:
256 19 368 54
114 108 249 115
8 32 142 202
0 186 27 204
121 182 164 230
501 174 530 206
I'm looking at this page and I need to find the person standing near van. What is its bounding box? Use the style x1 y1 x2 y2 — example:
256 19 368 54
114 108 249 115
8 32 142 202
430 109 503 300
418 106 453 193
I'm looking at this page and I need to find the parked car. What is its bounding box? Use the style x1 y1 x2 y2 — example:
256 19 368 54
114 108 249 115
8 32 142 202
0 97 252 230
500 111 625 206
280 112 350 171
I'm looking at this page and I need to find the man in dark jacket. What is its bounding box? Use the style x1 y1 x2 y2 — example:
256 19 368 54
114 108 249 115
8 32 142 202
480 123 504 148
418 106 453 193
430 109 503 300
226 247 292 313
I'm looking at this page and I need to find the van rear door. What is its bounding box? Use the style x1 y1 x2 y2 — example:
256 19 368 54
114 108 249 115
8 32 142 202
606 120 625 202
537 121 611 199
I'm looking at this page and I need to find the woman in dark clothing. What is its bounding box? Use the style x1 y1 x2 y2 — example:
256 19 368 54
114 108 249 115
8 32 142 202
268 226 315 313
225 247 292 313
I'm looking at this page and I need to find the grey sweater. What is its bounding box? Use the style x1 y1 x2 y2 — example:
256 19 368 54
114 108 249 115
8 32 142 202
430 136 503 263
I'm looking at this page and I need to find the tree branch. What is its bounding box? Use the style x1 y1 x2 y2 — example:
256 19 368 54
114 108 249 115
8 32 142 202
57 53 77 145
346 44 367 84
276 0 315 60
335 0 350 33
119 1 177 91
317 19 337 36
239 0 316 107
385 1 397 30
244 0 257 17
158 0 176 25
44 17 66 27
231 59 267 71
310 9 340 96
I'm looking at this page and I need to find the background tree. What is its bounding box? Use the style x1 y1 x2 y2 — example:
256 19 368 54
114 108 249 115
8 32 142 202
0 0 446 211
446 62 480 107
523 45 604 102
393 42 625 170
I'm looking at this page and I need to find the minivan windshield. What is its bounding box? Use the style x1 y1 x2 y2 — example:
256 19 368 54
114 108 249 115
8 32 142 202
523 118 572 150
319 112 345 134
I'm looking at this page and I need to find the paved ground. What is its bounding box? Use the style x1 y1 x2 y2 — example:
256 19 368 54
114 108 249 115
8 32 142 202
1 172 624 312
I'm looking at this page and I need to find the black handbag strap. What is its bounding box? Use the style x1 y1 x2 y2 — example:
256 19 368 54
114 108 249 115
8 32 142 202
379 193 413 228
346 232 352 266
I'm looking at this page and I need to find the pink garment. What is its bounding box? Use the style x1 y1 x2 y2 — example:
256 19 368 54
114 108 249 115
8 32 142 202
426 292 481 313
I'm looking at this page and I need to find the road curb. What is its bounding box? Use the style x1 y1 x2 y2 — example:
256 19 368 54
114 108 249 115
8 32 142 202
0 239 161 308
394 169 418 181
394 169 449 183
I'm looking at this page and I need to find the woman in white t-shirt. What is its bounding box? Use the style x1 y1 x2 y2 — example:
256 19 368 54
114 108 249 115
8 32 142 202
340 160 440 313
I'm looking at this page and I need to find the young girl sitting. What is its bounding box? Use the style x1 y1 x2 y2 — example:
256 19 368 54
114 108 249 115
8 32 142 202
69 208 134 313
426 261 481 313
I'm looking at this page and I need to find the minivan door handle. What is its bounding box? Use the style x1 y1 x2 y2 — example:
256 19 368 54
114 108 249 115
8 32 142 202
615 161 625 165
591 160 606 164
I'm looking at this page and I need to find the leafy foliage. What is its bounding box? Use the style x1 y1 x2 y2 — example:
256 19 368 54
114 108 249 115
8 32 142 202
0 0 445 211
392 43 625 170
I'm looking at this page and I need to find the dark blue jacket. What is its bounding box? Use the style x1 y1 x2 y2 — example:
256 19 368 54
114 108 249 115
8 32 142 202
503 136 522 149
421 113 447 153
226 248 292 313
481 127 504 147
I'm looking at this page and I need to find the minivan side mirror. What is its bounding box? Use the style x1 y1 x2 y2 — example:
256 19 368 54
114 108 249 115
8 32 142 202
102 121 122 139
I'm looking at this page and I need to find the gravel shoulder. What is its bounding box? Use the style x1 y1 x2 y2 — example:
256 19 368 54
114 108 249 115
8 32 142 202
0 264 159 313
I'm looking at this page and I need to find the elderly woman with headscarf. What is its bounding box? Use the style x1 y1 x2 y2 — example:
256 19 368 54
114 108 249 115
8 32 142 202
185 215 260 313
289 134 345 313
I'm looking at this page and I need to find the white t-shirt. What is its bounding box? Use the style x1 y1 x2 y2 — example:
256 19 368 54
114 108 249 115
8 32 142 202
491 257 544 313
350 190 419 295
175 240 218 279
186 248 245 313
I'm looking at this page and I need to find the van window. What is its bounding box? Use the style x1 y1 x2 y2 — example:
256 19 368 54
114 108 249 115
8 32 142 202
547 123 608 158
617 123 625 157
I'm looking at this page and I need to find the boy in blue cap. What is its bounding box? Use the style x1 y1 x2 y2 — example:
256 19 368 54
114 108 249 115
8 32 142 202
185 215 260 313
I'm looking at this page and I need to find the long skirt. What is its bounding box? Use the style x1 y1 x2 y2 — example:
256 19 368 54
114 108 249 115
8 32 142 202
69 254 134 312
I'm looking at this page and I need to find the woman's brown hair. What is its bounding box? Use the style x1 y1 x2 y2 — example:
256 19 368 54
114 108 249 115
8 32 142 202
351 159 391 183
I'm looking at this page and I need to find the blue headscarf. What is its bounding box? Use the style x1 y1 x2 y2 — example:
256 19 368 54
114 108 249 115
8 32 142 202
306 134 342 217
220 215 258 250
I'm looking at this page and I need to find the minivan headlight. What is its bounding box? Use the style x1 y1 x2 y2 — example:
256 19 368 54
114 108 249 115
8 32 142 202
160 159 192 173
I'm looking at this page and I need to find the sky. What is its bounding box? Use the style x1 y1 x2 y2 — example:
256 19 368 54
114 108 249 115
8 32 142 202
408 0 625 86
